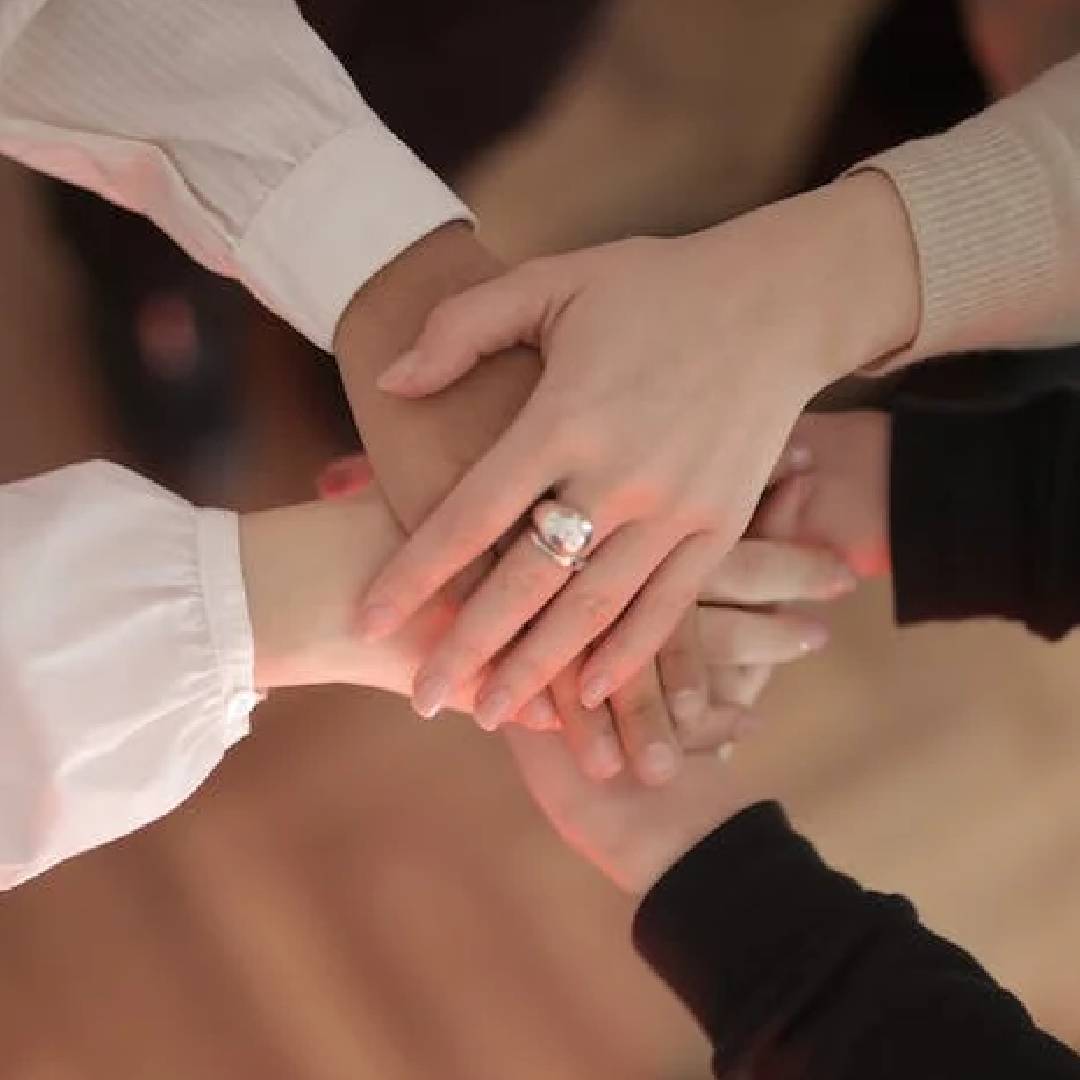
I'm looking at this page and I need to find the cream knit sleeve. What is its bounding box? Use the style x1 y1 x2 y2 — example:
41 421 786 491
858 52 1080 369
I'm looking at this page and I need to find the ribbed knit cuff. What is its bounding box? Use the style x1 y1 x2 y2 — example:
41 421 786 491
632 802 869 1068
853 111 1060 372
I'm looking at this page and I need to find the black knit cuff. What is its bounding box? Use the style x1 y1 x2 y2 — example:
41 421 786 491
632 801 867 1068
889 392 1080 641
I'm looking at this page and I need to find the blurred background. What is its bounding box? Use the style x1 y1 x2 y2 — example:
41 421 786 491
3 1 1080 1076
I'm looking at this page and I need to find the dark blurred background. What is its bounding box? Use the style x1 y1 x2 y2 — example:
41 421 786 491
2 1 1080 1076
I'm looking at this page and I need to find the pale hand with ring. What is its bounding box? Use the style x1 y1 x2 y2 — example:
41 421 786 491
355 173 918 731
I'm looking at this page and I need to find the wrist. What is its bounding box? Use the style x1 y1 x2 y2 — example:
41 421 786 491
817 171 920 375
620 788 757 897
240 494 407 691
240 493 472 700
333 222 504 376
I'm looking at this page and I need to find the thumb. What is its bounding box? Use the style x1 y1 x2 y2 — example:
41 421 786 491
376 260 563 397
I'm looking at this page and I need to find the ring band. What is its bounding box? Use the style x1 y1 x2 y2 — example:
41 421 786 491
528 500 594 571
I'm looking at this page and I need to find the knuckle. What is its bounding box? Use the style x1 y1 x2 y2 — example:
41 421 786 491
670 494 713 532
542 408 599 465
572 587 622 634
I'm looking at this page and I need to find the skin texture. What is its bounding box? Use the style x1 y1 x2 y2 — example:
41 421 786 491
355 173 917 728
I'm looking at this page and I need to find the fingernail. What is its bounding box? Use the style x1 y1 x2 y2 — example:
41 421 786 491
828 567 858 597
413 674 450 719
523 696 558 731
357 603 398 641
377 349 419 392
670 688 706 724
585 735 624 781
800 624 829 652
476 688 513 732
640 743 679 785
581 675 611 709
318 465 350 499
717 741 736 763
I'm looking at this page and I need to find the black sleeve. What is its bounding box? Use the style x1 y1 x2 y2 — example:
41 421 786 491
889 388 1080 640
633 801 1078 1080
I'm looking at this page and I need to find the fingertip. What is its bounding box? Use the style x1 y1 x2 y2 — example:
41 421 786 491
521 694 560 732
580 673 612 711
799 622 829 653
583 733 624 781
412 673 450 720
826 564 859 598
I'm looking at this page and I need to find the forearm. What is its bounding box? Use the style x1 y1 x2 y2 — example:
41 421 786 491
333 223 540 532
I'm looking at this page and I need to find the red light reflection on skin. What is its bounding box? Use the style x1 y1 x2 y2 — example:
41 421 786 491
849 543 890 581
316 454 374 500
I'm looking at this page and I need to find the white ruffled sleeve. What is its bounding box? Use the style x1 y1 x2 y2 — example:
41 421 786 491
0 461 260 888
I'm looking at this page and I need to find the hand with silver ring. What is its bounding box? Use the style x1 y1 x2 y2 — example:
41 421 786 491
319 455 853 785
349 174 915 730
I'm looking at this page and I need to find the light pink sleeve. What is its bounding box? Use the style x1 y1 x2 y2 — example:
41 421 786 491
0 0 472 350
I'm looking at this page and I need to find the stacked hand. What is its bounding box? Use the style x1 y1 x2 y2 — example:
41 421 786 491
246 407 890 896
350 173 917 749
313 454 855 784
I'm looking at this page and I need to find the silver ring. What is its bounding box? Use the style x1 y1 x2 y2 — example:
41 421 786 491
528 499 594 571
